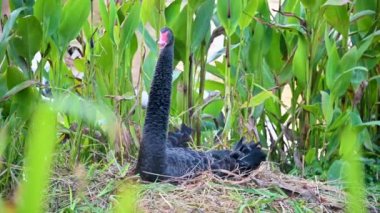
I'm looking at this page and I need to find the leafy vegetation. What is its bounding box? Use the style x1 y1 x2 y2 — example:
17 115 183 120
0 0 379 212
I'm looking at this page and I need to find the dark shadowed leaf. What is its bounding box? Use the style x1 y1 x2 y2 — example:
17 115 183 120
191 0 214 51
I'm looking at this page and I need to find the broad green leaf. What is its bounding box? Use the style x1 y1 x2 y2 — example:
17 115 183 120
239 0 259 28
172 5 188 62
119 2 141 53
6 66 38 120
241 90 275 108
323 2 349 38
191 0 214 51
321 91 333 126
292 36 308 88
34 0 61 36
266 31 285 74
203 99 224 117
355 0 377 34
0 7 26 45
58 0 90 47
189 0 205 10
217 0 242 36
305 148 316 165
98 0 116 42
165 0 181 27
205 64 224 80
141 0 160 28
327 160 346 181
11 16 42 62
204 80 225 95
350 10 376 23
325 29 340 90
300 0 316 8
0 80 38 102
142 51 157 90
17 103 57 213
328 110 350 131
98 0 109 34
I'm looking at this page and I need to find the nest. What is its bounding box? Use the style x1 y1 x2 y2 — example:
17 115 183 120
139 162 346 212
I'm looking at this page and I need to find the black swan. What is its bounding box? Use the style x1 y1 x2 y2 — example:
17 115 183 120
136 27 266 182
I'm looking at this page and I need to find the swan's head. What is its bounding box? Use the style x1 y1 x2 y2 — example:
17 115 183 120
158 27 174 49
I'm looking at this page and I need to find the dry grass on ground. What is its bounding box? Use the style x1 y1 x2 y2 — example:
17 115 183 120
44 161 362 212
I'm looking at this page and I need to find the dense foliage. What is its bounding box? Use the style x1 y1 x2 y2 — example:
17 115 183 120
0 0 379 211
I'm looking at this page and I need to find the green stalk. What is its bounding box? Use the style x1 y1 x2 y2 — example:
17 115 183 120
222 35 232 143
196 42 207 146
183 5 193 125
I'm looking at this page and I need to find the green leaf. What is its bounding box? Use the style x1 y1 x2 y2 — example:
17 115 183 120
6 66 38 120
119 2 141 53
300 0 316 8
11 16 43 62
172 5 188 62
203 99 224 117
323 1 349 38
327 160 346 181
0 80 38 102
141 0 160 28
217 0 242 36
33 0 61 36
356 121 380 127
325 29 340 90
204 80 225 95
239 0 259 28
189 0 205 10
17 103 57 213
191 0 214 51
241 90 275 108
266 31 285 74
350 10 376 23
292 36 308 88
305 148 316 165
0 7 26 46
165 0 181 27
98 0 116 43
355 0 377 34
58 0 91 47
321 91 333 126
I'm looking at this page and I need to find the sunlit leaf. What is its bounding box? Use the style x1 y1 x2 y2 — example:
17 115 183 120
241 90 276 108
17 103 57 213
323 1 349 38
217 0 242 36
292 36 308 88
239 0 259 28
58 0 90 47
321 91 333 126
119 2 141 53
34 0 61 36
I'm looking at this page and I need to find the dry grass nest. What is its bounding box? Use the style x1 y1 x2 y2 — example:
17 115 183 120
45 161 370 212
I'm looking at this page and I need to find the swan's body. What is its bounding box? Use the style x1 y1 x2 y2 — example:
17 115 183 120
136 28 265 182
